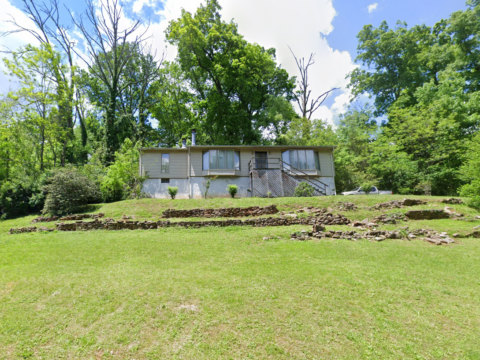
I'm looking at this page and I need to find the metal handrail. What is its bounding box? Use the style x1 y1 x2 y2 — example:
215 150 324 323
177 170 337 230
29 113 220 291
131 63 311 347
249 157 329 194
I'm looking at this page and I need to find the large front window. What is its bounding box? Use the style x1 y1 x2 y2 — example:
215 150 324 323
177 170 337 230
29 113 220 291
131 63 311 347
282 150 320 170
203 150 240 170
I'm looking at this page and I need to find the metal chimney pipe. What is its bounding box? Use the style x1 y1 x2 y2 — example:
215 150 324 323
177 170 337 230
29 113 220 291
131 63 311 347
191 129 196 146
182 139 186 148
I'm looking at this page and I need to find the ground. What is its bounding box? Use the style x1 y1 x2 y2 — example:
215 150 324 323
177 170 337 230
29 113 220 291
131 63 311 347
1 195 480 359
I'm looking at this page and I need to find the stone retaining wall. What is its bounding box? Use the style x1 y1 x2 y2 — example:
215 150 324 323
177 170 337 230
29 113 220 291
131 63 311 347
10 212 351 234
405 210 450 220
162 205 279 218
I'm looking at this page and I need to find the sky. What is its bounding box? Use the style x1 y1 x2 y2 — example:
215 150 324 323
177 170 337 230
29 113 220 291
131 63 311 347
0 0 468 126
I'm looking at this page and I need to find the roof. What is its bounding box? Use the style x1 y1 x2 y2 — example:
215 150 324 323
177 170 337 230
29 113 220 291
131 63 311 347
140 145 337 151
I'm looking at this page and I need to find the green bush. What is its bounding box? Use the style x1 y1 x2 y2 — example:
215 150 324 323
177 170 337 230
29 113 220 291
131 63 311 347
467 196 480 210
227 184 238 198
101 139 147 202
294 182 315 197
360 181 374 194
167 186 178 199
0 179 44 219
42 167 100 215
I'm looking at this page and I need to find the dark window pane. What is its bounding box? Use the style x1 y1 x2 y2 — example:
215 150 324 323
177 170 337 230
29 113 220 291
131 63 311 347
298 150 307 170
306 150 315 169
218 150 226 169
289 150 298 168
314 151 320 170
226 150 234 169
210 150 217 169
161 178 170 184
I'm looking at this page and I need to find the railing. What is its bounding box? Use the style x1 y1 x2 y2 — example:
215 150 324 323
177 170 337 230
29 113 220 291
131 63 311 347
249 157 329 195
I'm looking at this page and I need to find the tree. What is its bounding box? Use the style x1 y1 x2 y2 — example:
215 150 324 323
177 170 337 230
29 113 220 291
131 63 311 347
166 0 295 145
71 0 151 163
4 0 83 164
289 47 338 120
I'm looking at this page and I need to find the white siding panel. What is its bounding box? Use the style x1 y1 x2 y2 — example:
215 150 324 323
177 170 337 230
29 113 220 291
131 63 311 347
141 151 187 179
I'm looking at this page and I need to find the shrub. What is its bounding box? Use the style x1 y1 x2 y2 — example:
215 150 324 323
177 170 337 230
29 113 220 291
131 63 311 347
267 191 272 198
202 176 217 199
294 182 315 197
360 181 374 194
42 167 100 215
0 179 45 219
467 196 480 210
101 139 147 202
167 186 178 199
227 184 238 198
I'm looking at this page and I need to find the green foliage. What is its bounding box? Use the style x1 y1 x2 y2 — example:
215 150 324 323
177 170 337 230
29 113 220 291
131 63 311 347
360 182 374 194
101 139 147 202
0 180 44 219
227 184 238 198
466 196 480 210
294 182 315 197
202 176 217 199
42 167 100 215
459 132 480 197
167 186 178 199
166 0 295 145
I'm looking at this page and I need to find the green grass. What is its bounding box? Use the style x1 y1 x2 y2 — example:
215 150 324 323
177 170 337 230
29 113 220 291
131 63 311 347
1 196 480 359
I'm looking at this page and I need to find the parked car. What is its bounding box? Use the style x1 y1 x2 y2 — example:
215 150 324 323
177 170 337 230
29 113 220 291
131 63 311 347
341 186 392 195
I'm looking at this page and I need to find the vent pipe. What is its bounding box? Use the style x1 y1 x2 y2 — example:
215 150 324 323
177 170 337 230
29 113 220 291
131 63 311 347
191 129 196 146
181 139 186 148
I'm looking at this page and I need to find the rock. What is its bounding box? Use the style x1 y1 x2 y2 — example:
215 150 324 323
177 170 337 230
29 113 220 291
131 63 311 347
408 234 416 239
405 210 450 220
162 204 279 218
285 214 298 219
313 224 325 232
442 198 463 204
402 198 427 206
263 237 271 240
426 237 442 245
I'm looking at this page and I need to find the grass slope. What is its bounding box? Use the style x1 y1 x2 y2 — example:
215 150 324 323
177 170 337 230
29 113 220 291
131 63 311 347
1 196 480 359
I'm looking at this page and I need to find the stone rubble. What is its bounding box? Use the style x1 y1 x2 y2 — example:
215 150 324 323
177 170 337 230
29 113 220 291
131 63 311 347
335 202 358 211
288 225 455 245
7 212 352 234
31 216 59 223
9 226 54 234
405 209 450 220
162 205 278 218
58 213 105 221
369 198 426 211
442 198 464 205
453 231 480 239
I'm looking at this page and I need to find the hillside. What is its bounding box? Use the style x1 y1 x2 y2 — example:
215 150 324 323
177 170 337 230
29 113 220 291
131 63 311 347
1 195 480 359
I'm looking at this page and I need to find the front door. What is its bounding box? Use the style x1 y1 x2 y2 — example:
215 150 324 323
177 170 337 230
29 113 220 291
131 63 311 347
255 152 268 169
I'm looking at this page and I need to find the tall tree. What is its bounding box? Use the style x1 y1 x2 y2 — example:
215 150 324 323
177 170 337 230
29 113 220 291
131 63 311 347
71 0 150 162
166 0 295 145
3 0 80 164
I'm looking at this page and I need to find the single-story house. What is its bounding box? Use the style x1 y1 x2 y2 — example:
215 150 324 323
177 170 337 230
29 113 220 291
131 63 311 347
140 131 336 199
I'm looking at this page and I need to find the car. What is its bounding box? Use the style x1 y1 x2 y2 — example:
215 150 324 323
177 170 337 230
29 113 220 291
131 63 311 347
341 186 393 195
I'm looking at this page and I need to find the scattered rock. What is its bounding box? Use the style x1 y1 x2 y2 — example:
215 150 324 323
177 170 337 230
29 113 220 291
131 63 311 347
401 198 427 206
31 216 59 223
58 213 105 221
336 202 358 211
442 198 463 205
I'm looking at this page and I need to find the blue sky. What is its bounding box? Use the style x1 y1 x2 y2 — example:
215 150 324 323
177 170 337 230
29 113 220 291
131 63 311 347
0 0 470 124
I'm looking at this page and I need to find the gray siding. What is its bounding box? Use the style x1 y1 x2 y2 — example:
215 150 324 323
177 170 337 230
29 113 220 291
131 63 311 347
318 151 334 177
141 151 188 179
190 150 203 176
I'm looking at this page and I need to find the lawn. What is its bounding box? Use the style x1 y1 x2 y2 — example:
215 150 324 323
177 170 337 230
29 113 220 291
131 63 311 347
1 196 480 359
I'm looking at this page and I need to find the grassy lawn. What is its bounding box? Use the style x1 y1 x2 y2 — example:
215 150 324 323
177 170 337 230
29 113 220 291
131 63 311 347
1 196 480 359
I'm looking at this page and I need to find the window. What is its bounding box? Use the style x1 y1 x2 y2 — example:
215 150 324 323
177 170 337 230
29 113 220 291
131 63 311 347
203 150 240 170
282 150 320 170
161 153 169 173
161 178 170 184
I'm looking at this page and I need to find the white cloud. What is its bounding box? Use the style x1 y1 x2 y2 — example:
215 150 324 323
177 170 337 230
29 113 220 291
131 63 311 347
367 3 378 13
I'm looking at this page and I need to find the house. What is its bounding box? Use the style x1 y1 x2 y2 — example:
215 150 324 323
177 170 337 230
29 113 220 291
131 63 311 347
139 131 336 199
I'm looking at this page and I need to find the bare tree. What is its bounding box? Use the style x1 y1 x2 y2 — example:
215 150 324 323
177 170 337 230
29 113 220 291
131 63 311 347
289 46 338 120
70 0 151 163
2 0 81 165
